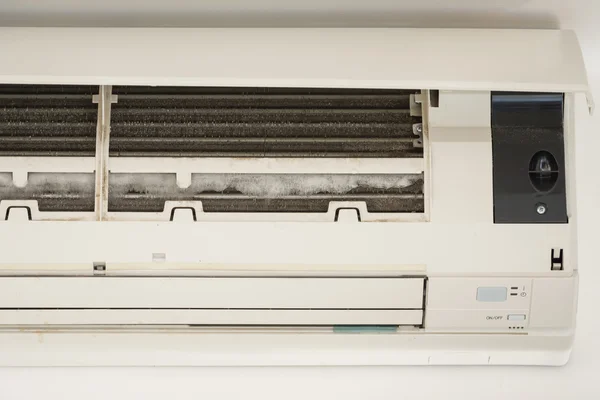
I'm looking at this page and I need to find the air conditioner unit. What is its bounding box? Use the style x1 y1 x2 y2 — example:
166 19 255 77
0 28 592 366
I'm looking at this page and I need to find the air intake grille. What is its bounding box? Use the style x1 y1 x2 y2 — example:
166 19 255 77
0 85 426 219
110 86 422 158
0 85 98 156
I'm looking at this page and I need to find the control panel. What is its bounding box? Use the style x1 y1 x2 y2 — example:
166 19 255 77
425 278 532 331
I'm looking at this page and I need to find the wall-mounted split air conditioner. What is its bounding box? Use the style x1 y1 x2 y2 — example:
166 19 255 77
0 27 591 366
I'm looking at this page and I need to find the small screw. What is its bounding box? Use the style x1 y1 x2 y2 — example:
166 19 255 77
415 124 423 134
536 203 547 215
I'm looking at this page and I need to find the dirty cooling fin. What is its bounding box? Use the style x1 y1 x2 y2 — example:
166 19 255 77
108 86 425 214
0 84 98 212
0 84 98 156
109 86 423 158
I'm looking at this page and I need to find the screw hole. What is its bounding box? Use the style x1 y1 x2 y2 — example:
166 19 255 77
93 262 106 272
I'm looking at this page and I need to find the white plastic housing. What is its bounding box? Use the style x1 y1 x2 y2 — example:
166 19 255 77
0 27 590 366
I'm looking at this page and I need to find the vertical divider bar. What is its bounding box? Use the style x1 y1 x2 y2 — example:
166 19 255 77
420 90 431 221
93 85 116 221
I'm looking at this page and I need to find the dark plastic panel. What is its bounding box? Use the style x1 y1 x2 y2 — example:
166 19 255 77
491 92 567 223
